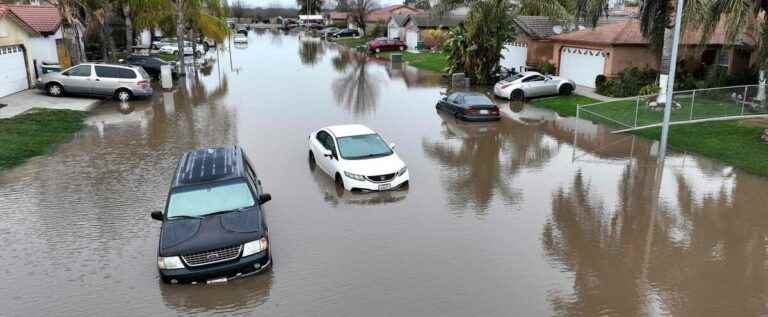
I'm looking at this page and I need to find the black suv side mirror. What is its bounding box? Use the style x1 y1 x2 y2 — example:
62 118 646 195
258 193 272 204
150 211 164 221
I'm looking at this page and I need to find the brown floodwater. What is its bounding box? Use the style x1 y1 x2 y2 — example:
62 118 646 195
2 31 767 316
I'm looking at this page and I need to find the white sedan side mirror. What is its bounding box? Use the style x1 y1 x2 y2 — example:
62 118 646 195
389 143 396 149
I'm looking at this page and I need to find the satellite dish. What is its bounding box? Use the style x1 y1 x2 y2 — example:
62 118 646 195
552 25 563 34
577 25 587 31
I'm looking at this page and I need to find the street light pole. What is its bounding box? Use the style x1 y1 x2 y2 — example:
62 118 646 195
658 0 686 160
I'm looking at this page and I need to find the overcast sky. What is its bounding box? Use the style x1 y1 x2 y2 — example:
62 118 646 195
241 0 404 9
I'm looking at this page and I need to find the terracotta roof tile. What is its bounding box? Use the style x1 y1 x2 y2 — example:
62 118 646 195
5 4 61 35
550 19 755 47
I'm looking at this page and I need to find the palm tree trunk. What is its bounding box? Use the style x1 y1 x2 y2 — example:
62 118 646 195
656 26 674 104
123 3 133 49
175 0 186 76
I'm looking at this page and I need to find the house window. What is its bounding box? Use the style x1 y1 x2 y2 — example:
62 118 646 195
717 49 730 66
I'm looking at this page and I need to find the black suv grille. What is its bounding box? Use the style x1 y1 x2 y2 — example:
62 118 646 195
366 173 396 183
181 245 242 267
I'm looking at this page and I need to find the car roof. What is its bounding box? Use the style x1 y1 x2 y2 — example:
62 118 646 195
79 63 139 70
520 71 542 77
171 146 247 188
324 124 376 138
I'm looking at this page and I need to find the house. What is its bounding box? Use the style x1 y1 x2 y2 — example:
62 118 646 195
0 4 59 98
298 14 324 25
548 18 755 88
402 15 462 51
327 11 348 25
4 4 63 76
386 14 409 40
367 5 422 24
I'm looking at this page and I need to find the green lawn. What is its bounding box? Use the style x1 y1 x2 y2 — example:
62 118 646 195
332 37 449 73
158 52 178 62
532 95 768 176
0 109 87 170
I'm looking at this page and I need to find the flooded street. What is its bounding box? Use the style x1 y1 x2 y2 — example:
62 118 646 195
2 31 767 316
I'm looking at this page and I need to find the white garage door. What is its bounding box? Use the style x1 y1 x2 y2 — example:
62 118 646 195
0 45 29 98
559 47 605 88
406 30 418 51
388 26 399 39
502 42 527 72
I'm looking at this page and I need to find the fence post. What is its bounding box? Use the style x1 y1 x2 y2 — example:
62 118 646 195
689 90 696 121
576 104 580 119
634 95 640 127
741 85 748 116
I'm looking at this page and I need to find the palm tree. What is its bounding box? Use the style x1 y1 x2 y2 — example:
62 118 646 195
57 0 88 64
697 0 768 100
169 0 228 75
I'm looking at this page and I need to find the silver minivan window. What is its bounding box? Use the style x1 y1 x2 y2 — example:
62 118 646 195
65 65 91 77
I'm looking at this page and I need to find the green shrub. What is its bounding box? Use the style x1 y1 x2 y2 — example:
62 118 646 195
368 23 383 38
639 84 660 95
595 67 658 97
539 61 555 75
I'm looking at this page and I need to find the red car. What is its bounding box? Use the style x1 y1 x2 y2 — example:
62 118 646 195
368 38 407 53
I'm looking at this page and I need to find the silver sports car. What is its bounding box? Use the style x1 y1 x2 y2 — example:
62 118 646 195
493 71 575 100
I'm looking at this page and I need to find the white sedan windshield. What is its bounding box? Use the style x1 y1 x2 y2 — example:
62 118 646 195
337 134 393 159
167 180 254 218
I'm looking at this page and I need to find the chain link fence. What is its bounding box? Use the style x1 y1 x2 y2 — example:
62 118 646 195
577 85 768 131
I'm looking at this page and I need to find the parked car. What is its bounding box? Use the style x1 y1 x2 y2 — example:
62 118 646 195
368 38 406 53
151 146 273 284
233 34 248 44
237 27 248 35
493 71 575 100
38 63 153 102
332 29 360 38
308 124 409 192
436 92 501 122
319 27 340 36
119 55 178 79
158 41 204 56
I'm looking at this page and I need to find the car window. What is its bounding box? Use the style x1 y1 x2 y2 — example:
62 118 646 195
95 66 119 78
65 65 91 77
523 75 545 82
464 95 493 105
337 134 393 160
118 68 138 79
447 93 461 103
166 180 255 218
316 131 333 152
506 73 525 81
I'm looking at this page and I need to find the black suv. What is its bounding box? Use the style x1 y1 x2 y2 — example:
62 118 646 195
151 146 272 284
120 55 178 79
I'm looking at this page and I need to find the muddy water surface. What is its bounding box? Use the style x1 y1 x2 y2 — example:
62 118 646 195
1 31 767 316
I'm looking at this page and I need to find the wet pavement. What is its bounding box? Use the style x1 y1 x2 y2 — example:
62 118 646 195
1 30 767 316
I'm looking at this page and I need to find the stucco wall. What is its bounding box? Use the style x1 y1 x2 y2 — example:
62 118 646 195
0 17 35 86
608 46 658 76
526 39 554 67
28 27 62 75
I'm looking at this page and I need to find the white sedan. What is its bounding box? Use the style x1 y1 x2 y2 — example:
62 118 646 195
158 42 204 56
233 34 248 44
308 124 409 192
493 71 575 100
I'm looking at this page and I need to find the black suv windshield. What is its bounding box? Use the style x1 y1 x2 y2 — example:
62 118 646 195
167 180 255 218
337 134 393 160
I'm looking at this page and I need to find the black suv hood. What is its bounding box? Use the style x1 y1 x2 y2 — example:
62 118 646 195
159 207 265 257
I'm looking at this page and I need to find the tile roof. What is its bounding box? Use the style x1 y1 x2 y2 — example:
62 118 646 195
4 4 61 35
0 4 39 35
367 5 421 23
328 11 348 20
514 15 630 39
550 19 755 47
408 15 463 28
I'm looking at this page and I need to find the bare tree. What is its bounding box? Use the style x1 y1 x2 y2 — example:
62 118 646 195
230 0 247 19
350 0 377 35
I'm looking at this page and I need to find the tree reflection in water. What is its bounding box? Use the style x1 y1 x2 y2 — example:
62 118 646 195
331 51 379 117
422 111 561 214
542 159 768 316
298 38 326 66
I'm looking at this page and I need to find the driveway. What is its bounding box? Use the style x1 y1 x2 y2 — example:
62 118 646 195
0 89 103 119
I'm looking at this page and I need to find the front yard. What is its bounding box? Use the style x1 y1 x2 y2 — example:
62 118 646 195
0 109 87 170
331 37 449 73
532 95 768 176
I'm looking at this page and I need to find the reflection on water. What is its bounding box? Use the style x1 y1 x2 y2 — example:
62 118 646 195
298 36 326 66
331 50 380 118
1 32 767 317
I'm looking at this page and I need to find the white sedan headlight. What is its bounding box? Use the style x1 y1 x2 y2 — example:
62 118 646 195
157 256 184 269
397 166 408 176
242 237 268 257
344 171 367 181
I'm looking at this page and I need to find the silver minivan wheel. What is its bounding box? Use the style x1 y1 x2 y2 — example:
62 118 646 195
116 89 132 102
47 83 63 97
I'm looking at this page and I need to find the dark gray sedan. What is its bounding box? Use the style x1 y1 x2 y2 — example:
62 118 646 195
435 92 501 122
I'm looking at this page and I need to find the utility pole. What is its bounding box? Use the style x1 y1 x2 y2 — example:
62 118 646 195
658 0 685 160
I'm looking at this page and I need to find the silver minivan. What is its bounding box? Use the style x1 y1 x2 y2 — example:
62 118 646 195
38 63 154 102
